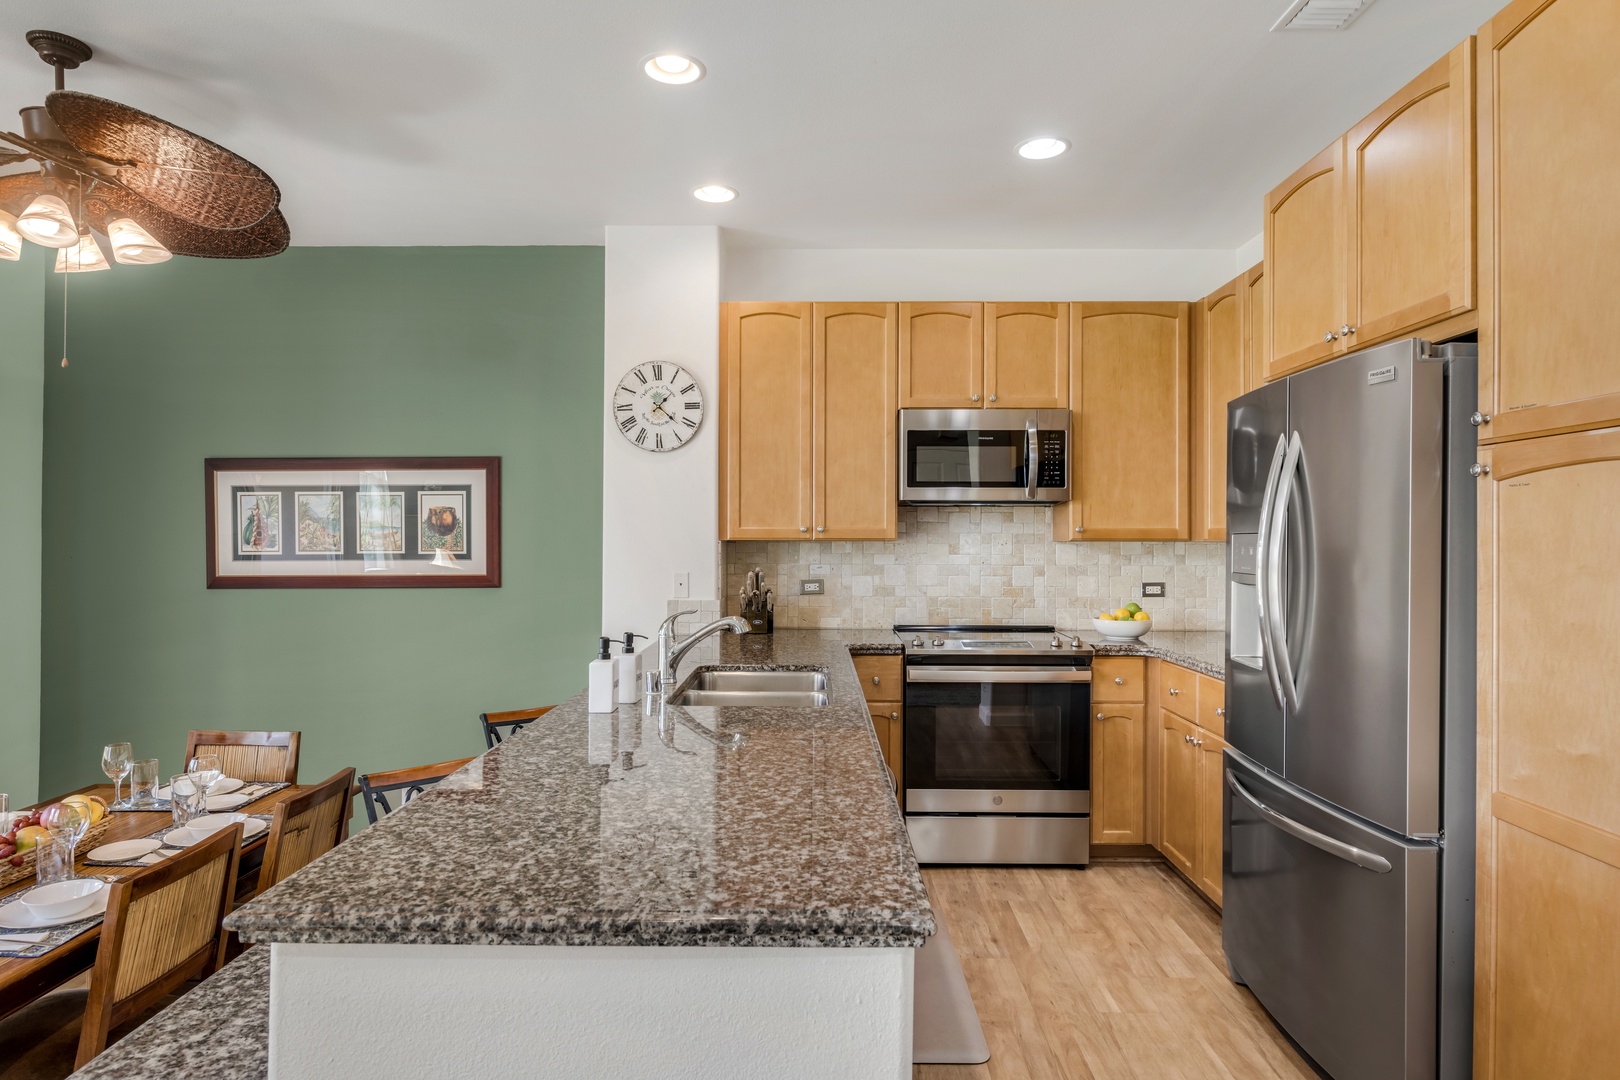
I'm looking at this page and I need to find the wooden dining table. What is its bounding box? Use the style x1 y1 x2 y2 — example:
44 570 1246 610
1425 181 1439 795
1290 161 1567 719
0 781 309 1023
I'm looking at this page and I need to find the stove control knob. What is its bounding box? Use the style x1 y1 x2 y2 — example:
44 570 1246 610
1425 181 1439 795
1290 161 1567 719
1051 637 1062 648
911 637 924 648
932 639 945 648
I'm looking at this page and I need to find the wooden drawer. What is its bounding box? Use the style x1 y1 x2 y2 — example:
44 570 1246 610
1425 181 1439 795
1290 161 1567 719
1159 662 1197 718
1091 657 1145 703
1196 674 1226 738
852 654 903 703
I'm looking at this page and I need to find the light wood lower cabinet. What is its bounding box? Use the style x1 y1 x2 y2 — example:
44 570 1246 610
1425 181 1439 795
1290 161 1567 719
1478 0 1620 444
720 302 897 541
854 654 904 798
867 705 902 793
1193 732 1228 906
1152 661 1227 908
1054 303 1191 541
1091 703 1145 845
1158 709 1199 878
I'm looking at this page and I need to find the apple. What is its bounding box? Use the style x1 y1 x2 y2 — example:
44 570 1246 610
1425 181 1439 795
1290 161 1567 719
14 825 50 852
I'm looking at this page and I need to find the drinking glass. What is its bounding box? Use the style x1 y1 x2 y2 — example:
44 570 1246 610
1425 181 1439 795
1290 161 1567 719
188 754 222 795
170 774 206 827
130 758 160 808
0 792 10 833
102 743 133 809
35 832 74 886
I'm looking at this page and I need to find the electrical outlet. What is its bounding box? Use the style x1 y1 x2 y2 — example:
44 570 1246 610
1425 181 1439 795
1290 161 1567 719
800 579 825 595
1142 582 1166 598
672 572 690 598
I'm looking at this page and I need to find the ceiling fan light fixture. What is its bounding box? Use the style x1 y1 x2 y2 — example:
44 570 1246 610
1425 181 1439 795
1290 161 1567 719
0 211 21 261
18 193 78 247
55 230 110 273
106 216 172 265
644 53 705 84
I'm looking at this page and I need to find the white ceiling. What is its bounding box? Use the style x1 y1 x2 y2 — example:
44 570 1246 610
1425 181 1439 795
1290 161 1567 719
0 0 1503 249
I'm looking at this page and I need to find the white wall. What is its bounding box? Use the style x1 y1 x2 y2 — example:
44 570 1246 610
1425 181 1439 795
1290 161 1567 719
1234 232 1264 274
721 246 1244 302
601 227 723 639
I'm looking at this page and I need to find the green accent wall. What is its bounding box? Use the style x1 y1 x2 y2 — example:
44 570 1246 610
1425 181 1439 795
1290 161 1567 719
0 249 46 806
38 247 604 818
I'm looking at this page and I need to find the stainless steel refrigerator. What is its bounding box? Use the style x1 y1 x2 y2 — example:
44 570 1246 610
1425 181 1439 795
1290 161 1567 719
1222 337 1476 1080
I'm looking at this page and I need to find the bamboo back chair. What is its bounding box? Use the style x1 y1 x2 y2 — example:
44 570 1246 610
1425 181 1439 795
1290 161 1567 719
255 768 354 893
183 730 301 784
75 823 242 1068
358 758 475 824
479 705 554 749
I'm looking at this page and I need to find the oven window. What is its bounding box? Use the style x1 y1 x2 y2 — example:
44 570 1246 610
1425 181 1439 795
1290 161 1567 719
907 430 1028 488
905 680 1088 791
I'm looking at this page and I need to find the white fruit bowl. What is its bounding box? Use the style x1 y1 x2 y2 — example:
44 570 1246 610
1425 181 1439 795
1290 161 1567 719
1092 617 1152 641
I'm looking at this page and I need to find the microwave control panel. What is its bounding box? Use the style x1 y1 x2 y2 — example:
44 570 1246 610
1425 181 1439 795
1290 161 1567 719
1037 431 1067 488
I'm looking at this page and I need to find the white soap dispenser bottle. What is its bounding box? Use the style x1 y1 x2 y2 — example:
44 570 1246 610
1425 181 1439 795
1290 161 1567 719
588 636 617 712
616 632 646 704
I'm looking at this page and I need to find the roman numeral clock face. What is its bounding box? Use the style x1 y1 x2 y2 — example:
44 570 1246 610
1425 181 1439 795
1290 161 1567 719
613 362 704 453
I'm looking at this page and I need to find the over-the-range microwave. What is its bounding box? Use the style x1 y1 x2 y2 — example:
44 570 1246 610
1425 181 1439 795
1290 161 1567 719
898 408 1071 504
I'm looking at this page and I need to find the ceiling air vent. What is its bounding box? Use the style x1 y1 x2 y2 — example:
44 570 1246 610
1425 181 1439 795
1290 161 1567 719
1271 0 1377 31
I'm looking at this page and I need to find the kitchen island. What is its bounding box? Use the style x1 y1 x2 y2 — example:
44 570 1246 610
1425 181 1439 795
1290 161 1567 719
222 629 932 1080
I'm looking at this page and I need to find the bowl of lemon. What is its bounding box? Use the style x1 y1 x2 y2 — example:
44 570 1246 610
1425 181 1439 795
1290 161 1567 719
1093 604 1152 640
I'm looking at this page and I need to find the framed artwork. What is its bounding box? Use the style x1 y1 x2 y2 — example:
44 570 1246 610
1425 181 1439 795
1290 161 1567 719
206 457 500 588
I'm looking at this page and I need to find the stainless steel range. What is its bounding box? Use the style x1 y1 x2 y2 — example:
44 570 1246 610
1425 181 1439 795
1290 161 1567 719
898 624 1093 866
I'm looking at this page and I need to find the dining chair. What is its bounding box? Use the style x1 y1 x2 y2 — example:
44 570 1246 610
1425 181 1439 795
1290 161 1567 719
70 823 243 1068
358 758 475 825
254 768 355 894
479 705 554 749
183 730 301 784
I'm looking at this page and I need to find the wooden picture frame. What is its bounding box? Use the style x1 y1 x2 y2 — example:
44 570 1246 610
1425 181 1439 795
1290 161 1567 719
205 457 501 588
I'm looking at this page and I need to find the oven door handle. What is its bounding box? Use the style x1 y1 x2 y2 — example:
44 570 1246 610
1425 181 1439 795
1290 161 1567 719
906 666 1092 684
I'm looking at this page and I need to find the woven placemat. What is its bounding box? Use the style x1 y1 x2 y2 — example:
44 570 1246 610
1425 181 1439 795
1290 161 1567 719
84 815 274 868
0 874 118 959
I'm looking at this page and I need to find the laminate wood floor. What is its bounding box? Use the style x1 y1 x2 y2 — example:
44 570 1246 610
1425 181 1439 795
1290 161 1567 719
915 863 1320 1080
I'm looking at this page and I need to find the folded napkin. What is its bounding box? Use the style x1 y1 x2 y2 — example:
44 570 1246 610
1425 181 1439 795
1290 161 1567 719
0 932 50 946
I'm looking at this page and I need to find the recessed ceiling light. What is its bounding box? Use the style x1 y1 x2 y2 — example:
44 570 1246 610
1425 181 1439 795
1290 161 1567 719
693 185 737 203
1016 137 1069 160
644 53 705 84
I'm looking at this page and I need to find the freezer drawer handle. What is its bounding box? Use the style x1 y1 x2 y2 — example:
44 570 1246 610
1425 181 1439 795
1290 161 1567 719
906 666 1092 684
1226 770 1393 874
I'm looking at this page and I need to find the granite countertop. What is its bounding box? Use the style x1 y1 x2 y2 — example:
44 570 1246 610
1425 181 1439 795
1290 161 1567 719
225 629 932 949
1068 629 1226 679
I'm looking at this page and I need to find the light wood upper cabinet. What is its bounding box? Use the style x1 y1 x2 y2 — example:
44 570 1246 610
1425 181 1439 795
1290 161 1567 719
1192 276 1243 540
1092 702 1145 845
1265 141 1346 379
984 303 1069 408
899 303 982 407
1479 0 1620 444
720 303 813 539
1346 40 1475 349
1242 262 1267 393
814 303 898 539
1054 303 1190 541
1475 425 1620 1080
1159 709 1199 878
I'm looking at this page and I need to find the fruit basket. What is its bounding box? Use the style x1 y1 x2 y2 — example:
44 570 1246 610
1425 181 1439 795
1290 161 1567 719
0 807 114 890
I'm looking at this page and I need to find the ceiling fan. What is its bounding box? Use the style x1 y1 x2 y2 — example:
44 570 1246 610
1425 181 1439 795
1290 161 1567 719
0 30 289 271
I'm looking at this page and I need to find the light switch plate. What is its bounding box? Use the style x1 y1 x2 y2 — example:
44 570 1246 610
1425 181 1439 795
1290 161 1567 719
672 572 690 598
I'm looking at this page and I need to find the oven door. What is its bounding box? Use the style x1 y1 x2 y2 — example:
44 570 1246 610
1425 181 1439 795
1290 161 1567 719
904 665 1091 813
898 408 1070 504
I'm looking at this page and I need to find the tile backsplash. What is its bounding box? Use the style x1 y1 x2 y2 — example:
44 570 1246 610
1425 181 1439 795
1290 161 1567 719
724 507 1226 631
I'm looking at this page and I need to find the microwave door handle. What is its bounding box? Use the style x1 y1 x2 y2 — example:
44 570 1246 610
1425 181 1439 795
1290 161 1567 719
1025 417 1039 500
1255 435 1288 709
1269 432 1304 713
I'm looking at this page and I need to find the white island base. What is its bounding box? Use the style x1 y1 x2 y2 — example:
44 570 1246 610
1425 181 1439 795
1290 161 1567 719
267 942 915 1080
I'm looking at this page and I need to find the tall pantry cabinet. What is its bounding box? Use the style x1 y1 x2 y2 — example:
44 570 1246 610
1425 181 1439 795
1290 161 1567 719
1472 1 1620 1077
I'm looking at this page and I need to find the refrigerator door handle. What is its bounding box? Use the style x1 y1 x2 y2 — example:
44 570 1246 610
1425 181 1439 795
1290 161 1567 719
1227 770 1393 874
1255 434 1288 709
1268 431 1304 713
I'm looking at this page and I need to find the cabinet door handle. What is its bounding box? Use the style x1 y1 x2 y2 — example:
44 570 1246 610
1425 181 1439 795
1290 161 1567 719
989 395 998 402
890 712 898 720
1169 687 1180 696
872 675 881 685
1215 707 1225 716
971 394 980 402
1114 677 1124 685
799 526 808 533
1097 712 1104 720
816 526 825 533
1341 324 1356 336
1323 330 1338 343
1470 412 1491 427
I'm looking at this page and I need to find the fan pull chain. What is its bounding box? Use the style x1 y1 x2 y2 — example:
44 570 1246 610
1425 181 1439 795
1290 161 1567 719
61 270 68 367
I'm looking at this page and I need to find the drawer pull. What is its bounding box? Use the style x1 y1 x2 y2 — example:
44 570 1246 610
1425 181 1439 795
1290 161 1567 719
872 675 881 685
1169 687 1180 695
1114 677 1124 685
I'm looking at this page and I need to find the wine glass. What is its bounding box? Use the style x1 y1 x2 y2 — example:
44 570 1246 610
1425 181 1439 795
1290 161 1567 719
40 800 86 880
188 754 222 796
102 743 133 809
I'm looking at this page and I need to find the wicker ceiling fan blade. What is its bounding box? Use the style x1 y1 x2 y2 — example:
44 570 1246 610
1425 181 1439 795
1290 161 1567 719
47 91 280 231
87 186 289 259
0 170 45 214
0 150 30 167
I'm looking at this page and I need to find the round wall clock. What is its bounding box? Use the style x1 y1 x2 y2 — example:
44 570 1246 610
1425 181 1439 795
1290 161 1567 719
612 362 703 452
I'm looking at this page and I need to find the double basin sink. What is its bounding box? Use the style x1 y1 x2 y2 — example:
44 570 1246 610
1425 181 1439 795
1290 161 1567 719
672 669 828 708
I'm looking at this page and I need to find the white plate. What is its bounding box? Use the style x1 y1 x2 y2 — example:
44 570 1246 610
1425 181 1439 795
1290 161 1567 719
205 792 252 811
206 777 244 796
163 818 266 848
87 838 163 862
0 881 110 929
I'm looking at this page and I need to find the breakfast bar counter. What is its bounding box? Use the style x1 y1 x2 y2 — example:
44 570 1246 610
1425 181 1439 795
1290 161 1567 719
223 629 931 1080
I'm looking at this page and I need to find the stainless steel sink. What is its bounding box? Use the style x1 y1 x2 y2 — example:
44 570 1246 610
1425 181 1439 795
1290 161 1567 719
689 670 828 692
673 689 829 708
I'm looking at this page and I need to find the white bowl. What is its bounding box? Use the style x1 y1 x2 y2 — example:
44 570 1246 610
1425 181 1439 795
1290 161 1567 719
22 878 106 920
1092 617 1152 640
